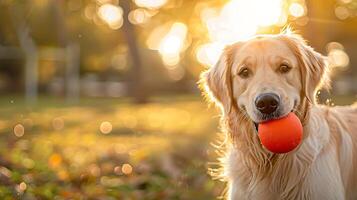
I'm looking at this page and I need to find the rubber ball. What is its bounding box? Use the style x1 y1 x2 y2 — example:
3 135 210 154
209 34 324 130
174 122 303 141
258 113 303 154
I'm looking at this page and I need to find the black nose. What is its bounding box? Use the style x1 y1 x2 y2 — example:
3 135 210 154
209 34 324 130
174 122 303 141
255 93 280 114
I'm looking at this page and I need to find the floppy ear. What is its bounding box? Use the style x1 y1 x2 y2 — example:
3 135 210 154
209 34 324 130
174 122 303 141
200 44 240 114
280 34 330 103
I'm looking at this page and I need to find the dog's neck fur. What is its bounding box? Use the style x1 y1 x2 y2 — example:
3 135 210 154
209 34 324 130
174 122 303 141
222 97 323 199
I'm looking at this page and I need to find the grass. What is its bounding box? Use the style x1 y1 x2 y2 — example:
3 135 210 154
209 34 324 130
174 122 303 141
0 94 354 200
0 95 225 200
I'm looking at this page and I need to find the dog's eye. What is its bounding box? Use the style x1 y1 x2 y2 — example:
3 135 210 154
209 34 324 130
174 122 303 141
278 64 291 74
238 68 251 79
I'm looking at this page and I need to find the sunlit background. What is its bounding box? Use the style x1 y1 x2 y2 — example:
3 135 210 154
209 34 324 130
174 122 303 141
0 0 356 199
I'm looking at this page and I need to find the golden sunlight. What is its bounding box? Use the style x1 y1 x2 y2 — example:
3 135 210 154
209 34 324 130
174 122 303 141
197 0 286 67
98 3 123 29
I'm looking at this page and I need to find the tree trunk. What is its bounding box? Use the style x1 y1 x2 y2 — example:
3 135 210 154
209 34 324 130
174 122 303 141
119 1 147 103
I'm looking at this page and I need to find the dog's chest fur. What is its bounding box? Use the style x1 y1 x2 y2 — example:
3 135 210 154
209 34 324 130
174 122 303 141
227 145 347 200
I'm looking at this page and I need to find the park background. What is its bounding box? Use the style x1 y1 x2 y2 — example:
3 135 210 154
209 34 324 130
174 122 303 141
0 0 356 199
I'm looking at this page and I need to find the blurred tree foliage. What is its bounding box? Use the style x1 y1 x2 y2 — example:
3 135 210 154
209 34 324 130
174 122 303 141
0 0 356 97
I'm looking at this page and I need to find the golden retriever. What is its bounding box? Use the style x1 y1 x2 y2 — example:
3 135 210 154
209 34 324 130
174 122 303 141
200 32 357 200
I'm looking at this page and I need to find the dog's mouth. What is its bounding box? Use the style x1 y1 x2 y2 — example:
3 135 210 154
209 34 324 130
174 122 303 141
253 122 259 132
253 111 288 133
252 101 298 133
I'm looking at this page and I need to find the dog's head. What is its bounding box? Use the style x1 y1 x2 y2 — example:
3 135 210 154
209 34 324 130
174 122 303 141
201 33 330 125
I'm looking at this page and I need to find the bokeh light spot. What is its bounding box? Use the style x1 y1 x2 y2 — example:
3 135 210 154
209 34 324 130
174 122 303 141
335 6 350 20
19 182 27 191
114 166 122 175
196 43 224 67
121 163 133 175
158 22 188 66
328 49 350 69
289 3 305 18
14 124 25 137
98 3 123 29
129 8 150 24
326 42 349 69
100 121 113 134
52 117 64 131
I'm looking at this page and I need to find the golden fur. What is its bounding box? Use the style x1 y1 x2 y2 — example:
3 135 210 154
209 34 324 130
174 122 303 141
200 32 357 200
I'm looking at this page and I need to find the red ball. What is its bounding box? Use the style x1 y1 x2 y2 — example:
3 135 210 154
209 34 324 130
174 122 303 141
258 113 303 154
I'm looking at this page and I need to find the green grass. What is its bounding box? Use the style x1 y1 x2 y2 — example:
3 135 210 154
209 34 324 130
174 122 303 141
0 95 225 200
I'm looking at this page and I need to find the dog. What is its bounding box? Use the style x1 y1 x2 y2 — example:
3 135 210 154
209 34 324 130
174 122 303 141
200 32 357 200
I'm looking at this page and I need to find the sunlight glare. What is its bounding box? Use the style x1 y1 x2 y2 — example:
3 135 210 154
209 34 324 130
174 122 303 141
197 0 285 66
